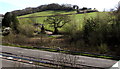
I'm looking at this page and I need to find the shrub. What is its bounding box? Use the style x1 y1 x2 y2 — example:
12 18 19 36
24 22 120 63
2 33 15 43
83 13 111 46
19 24 35 37
2 32 29 45
14 34 28 44
97 44 109 54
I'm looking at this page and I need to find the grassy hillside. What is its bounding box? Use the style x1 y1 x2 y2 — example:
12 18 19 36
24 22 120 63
19 11 76 18
18 11 107 31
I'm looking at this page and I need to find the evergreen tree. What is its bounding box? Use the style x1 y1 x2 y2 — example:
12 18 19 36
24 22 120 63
2 12 12 27
11 13 19 34
2 12 19 34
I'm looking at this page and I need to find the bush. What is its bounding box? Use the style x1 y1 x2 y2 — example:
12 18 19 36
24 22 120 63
2 33 15 43
82 10 120 56
19 24 35 37
83 13 111 46
63 20 78 35
97 44 109 54
2 33 28 44
14 34 28 44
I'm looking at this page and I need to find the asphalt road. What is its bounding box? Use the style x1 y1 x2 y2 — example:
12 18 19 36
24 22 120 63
2 59 51 69
2 59 36 67
1 45 117 68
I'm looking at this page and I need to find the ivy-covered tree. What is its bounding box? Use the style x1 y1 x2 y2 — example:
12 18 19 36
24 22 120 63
2 12 19 34
2 12 12 27
11 13 20 34
44 14 71 34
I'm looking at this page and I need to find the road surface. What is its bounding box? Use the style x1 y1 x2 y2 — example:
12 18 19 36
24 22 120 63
1 45 117 68
1 59 52 69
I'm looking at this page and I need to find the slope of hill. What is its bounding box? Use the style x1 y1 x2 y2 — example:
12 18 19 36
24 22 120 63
18 11 107 31
18 11 76 18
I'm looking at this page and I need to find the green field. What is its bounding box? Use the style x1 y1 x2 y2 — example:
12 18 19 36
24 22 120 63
18 11 108 32
19 11 76 18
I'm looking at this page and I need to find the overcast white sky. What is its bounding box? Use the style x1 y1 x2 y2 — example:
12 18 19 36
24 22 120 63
0 0 119 14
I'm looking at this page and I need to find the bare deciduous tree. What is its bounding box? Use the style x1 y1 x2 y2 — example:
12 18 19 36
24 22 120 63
44 14 71 34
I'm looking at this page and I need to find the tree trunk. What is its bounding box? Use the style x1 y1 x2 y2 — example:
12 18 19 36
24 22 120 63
54 27 58 34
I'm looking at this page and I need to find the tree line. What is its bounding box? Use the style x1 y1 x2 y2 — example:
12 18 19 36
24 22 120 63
11 3 98 16
11 3 74 16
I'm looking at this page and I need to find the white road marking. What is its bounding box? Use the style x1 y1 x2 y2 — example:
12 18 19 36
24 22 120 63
29 61 33 64
45 55 52 57
7 57 13 59
18 59 22 61
0 55 2 57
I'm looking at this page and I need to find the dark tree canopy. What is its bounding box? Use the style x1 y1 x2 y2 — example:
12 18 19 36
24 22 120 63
12 3 74 16
2 12 19 34
44 14 71 34
73 5 79 10
2 12 12 27
46 3 61 10
81 7 88 10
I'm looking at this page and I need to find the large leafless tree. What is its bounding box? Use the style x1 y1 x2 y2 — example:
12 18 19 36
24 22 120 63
44 14 71 34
